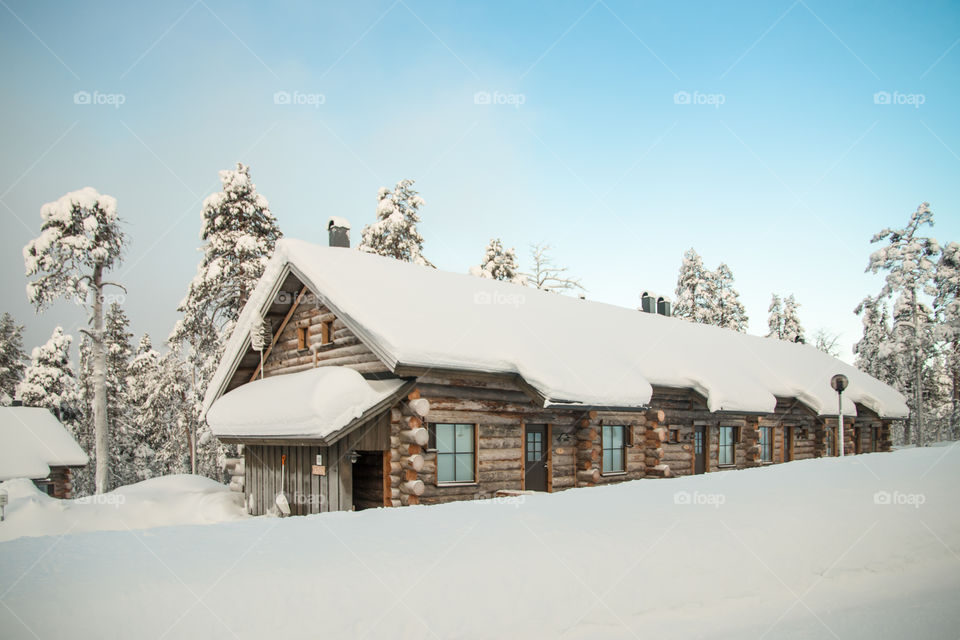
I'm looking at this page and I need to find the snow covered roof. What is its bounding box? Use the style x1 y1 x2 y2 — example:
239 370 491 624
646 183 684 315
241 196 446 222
207 367 409 441
206 239 909 419
0 407 89 481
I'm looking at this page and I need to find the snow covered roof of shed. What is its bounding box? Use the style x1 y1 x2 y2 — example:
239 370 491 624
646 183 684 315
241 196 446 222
206 239 909 419
207 367 409 442
0 407 89 481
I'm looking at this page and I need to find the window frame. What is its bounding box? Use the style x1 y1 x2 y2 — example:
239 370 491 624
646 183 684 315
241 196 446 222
296 325 309 351
321 319 334 345
601 424 627 475
718 426 736 466
759 426 774 463
430 423 478 486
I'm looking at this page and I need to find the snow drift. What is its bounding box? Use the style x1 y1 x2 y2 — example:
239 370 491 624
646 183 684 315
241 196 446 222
0 475 246 542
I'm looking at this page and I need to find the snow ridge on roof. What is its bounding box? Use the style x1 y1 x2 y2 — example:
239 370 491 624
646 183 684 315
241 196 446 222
0 407 89 481
206 239 909 419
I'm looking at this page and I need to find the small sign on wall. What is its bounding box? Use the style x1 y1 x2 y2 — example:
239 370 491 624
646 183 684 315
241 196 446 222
312 465 326 476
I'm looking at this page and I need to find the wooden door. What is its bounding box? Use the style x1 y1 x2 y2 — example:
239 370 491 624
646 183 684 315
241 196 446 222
694 426 706 474
785 427 794 462
524 424 548 491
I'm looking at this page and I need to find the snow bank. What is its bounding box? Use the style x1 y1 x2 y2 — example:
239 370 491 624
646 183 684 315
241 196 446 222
1 445 957 638
207 367 406 440
0 475 246 542
206 240 908 418
0 406 88 481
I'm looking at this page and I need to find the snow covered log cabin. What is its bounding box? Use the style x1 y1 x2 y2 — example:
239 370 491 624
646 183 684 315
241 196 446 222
203 225 908 516
0 406 88 498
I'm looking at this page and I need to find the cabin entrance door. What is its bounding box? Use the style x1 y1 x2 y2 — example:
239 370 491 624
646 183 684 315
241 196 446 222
524 424 549 491
694 426 706 474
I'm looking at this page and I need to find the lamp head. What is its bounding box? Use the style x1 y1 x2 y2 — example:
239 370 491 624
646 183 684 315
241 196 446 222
830 374 849 394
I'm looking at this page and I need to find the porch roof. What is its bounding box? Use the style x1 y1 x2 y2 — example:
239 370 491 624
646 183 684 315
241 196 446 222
0 407 89 481
207 366 408 444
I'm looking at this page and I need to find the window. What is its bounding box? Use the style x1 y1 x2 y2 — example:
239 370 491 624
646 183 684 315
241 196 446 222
668 429 679 444
321 320 334 345
718 426 735 466
296 326 309 350
526 430 543 462
759 427 773 462
602 425 625 473
434 423 475 484
825 428 834 456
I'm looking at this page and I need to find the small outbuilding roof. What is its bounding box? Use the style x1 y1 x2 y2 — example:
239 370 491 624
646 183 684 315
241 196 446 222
207 366 409 442
0 406 89 481
206 239 909 419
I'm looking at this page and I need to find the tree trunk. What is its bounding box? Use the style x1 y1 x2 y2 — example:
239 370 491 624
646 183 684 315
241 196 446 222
913 287 923 448
952 339 959 441
91 264 109 494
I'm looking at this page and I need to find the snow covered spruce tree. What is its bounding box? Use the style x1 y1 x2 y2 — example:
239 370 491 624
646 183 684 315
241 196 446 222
104 303 135 487
0 312 27 405
17 326 79 422
125 336 191 480
674 248 715 324
766 294 783 338
767 294 805 342
23 187 125 494
782 295 805 343
934 242 960 439
712 263 748 332
865 202 940 446
854 295 894 383
169 163 281 478
521 243 584 293
358 179 433 266
470 238 526 284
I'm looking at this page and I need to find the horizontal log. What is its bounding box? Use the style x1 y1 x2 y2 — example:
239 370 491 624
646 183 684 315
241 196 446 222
479 469 522 483
577 469 600 484
478 459 521 471
646 409 666 423
417 384 533 402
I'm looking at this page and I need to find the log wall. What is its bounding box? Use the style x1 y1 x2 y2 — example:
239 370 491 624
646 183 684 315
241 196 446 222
261 302 389 379
405 374 588 506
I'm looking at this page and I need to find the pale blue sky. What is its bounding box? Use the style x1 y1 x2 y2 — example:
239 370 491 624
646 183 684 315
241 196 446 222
1 0 958 362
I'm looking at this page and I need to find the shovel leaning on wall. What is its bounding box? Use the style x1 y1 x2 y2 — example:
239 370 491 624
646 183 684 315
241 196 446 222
276 454 291 516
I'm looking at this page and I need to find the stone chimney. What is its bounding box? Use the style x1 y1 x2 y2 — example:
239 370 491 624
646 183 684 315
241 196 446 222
327 217 350 248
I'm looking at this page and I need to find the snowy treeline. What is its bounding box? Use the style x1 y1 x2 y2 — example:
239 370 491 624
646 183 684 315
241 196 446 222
853 203 959 445
8 170 443 494
8 173 955 495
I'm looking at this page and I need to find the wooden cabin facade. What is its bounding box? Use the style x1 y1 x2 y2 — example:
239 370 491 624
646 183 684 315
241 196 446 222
204 237 900 517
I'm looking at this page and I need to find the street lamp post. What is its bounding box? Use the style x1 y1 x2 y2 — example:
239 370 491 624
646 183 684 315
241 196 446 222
831 374 849 457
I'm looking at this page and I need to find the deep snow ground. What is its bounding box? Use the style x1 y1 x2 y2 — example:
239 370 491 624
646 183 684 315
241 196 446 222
1 446 958 639
0 474 247 542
